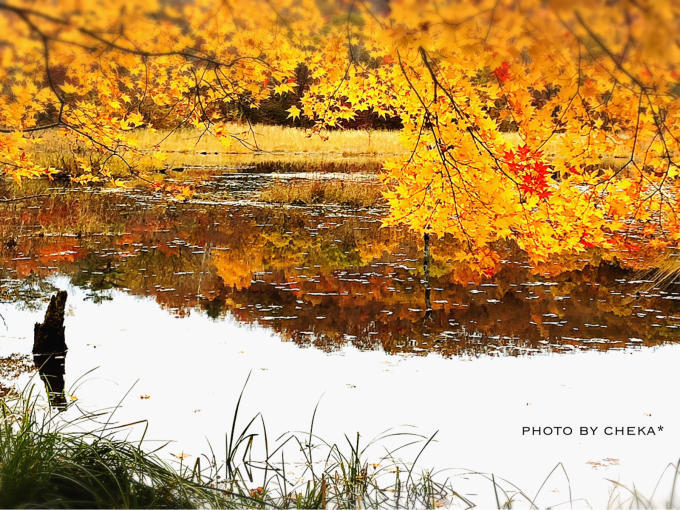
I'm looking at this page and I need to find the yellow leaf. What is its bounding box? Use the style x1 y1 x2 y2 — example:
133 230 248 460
60 83 79 95
287 105 301 120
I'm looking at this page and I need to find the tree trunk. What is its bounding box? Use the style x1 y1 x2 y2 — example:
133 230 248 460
423 233 432 321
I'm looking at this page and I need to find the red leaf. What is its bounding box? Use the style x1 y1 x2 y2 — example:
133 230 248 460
580 235 595 249
493 61 511 82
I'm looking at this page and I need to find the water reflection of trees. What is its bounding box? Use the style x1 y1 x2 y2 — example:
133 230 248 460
0 271 59 310
1 190 679 357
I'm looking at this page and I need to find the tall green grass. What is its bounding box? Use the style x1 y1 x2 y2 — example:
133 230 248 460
3 376 680 509
0 385 229 508
0 377 460 508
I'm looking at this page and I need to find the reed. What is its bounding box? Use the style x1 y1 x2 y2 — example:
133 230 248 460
0 378 457 508
2 376 678 509
27 126 404 177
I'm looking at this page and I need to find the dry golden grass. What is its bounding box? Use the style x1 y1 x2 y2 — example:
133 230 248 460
31 126 643 179
151 152 387 173
258 178 386 207
29 124 404 176
130 124 404 155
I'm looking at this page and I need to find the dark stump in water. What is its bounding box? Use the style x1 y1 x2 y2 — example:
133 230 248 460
33 291 68 409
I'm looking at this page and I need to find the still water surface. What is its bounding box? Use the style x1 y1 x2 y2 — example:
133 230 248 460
1 173 679 508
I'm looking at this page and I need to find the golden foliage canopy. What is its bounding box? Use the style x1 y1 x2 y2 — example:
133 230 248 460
2 0 680 269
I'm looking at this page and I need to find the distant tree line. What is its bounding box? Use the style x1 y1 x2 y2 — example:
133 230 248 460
232 63 403 130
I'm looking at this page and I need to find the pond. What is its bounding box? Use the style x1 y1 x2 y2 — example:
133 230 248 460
1 169 679 508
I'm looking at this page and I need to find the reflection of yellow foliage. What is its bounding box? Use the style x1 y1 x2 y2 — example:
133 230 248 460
357 233 401 265
2 185 678 356
211 249 264 291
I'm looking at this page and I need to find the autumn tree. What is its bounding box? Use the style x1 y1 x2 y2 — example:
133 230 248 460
0 0 316 183
300 0 680 273
2 0 680 274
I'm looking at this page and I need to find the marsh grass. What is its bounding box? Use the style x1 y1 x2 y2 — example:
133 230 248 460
27 126 642 186
258 178 386 207
0 386 228 508
0 377 459 509
2 376 680 509
28 126 404 177
127 125 403 155
247 160 385 174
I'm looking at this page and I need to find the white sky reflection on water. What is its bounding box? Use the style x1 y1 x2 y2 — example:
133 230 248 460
1 278 678 509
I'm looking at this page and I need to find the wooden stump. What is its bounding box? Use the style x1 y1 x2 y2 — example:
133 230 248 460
33 290 67 355
33 291 68 409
